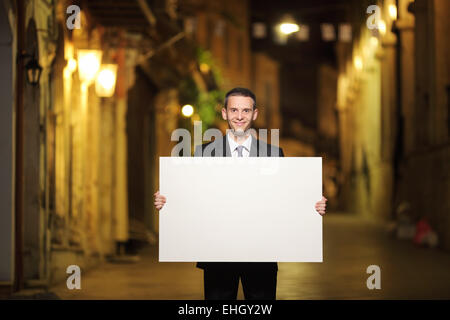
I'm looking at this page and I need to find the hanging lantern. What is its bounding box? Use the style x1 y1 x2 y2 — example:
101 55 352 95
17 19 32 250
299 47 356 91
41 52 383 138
25 57 42 86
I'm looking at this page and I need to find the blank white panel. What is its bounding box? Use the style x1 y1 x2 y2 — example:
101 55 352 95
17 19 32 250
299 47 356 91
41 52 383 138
159 157 322 262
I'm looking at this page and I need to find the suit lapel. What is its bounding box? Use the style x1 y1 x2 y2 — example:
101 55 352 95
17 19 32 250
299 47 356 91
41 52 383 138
222 135 232 157
250 136 258 157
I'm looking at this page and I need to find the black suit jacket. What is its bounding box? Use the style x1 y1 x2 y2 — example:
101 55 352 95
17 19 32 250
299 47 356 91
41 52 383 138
194 135 284 272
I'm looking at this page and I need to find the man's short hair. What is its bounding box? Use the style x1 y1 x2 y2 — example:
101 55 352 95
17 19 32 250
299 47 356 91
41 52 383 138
224 87 256 109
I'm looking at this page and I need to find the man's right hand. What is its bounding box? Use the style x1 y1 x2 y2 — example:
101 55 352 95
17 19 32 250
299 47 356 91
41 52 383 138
154 191 166 210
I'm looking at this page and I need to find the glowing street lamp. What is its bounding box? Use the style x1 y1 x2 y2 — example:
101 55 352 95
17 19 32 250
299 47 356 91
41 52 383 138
95 64 118 97
181 104 194 117
77 49 102 84
279 23 299 35
277 14 299 35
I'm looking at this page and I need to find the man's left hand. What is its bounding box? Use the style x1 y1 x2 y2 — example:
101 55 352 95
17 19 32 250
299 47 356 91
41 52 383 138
315 196 327 216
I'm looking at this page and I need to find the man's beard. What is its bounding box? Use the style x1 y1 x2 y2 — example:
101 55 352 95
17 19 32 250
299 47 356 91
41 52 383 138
228 119 252 137
232 128 246 136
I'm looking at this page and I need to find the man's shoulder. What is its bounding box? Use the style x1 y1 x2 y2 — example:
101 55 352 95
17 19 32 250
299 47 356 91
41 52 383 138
256 140 284 157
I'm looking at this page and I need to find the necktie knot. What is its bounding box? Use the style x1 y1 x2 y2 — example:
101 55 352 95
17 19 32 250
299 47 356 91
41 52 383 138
236 145 245 157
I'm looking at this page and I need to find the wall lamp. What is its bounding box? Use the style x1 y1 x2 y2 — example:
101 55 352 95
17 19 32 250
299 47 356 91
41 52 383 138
18 52 43 86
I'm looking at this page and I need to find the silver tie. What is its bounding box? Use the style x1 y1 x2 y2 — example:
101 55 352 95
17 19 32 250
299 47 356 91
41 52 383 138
236 145 244 157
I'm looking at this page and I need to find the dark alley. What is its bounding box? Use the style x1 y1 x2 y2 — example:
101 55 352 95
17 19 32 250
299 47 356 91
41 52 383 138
1 0 449 303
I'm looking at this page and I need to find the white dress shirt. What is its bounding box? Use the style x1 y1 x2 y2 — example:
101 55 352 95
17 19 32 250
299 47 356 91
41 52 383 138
227 132 252 157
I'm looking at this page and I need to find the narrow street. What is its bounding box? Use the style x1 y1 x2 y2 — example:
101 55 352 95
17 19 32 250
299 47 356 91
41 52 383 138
2 0 449 300
49 213 450 300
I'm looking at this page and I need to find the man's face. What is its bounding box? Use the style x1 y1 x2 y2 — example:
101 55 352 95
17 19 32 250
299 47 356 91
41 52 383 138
222 96 258 136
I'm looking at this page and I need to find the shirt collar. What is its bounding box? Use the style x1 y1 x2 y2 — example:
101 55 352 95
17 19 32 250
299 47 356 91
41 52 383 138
227 131 252 153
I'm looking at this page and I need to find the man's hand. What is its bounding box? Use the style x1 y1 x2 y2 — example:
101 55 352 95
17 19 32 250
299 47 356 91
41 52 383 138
315 196 327 216
154 191 166 210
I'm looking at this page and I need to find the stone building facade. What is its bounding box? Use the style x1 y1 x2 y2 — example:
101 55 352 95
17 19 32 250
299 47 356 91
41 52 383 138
336 0 450 250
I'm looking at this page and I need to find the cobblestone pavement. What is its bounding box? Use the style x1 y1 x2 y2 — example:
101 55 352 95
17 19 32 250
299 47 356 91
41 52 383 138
50 213 450 300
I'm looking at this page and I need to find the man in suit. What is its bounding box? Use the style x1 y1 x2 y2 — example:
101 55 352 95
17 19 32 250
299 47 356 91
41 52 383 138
154 87 327 300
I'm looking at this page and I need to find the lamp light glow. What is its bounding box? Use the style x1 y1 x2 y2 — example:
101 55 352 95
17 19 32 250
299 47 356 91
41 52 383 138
200 63 210 73
95 64 118 97
279 23 299 35
181 104 194 117
68 58 77 72
354 56 363 71
378 20 386 35
388 4 398 20
77 49 102 84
